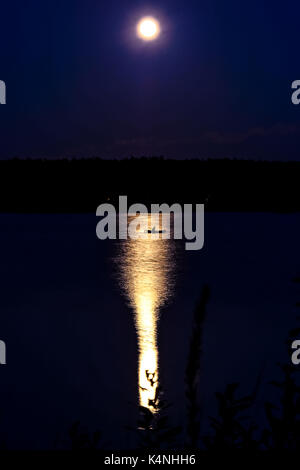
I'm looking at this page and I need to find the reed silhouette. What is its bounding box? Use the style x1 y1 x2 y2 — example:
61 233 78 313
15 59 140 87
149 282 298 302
136 385 181 450
262 278 300 450
134 279 300 451
203 383 257 450
54 421 102 450
185 285 210 448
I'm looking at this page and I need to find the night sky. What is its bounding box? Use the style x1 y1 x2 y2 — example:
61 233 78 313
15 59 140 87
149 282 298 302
0 0 300 159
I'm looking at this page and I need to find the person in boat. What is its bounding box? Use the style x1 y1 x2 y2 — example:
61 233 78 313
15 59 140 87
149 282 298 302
144 226 166 234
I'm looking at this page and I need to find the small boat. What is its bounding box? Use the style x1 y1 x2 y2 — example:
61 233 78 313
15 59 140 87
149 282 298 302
144 227 166 234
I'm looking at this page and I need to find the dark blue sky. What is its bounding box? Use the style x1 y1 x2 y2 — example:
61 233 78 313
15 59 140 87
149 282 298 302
0 0 300 159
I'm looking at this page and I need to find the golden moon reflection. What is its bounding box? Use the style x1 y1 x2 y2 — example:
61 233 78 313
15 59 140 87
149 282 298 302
116 214 177 412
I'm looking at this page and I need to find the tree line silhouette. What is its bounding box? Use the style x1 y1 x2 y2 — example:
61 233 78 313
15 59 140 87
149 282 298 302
0 157 299 212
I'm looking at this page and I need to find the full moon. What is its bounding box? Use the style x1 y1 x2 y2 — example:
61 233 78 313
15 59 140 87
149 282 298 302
137 17 160 41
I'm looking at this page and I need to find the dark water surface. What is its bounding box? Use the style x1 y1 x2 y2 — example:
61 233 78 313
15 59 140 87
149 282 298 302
0 213 299 449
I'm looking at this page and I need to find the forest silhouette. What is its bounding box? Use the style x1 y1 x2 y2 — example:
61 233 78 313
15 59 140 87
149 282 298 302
0 158 299 212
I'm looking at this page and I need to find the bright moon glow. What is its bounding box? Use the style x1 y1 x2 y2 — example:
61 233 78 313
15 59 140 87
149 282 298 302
137 17 160 41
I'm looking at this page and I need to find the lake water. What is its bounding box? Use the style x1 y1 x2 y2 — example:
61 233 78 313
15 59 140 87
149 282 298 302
0 212 299 449
114 214 179 413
